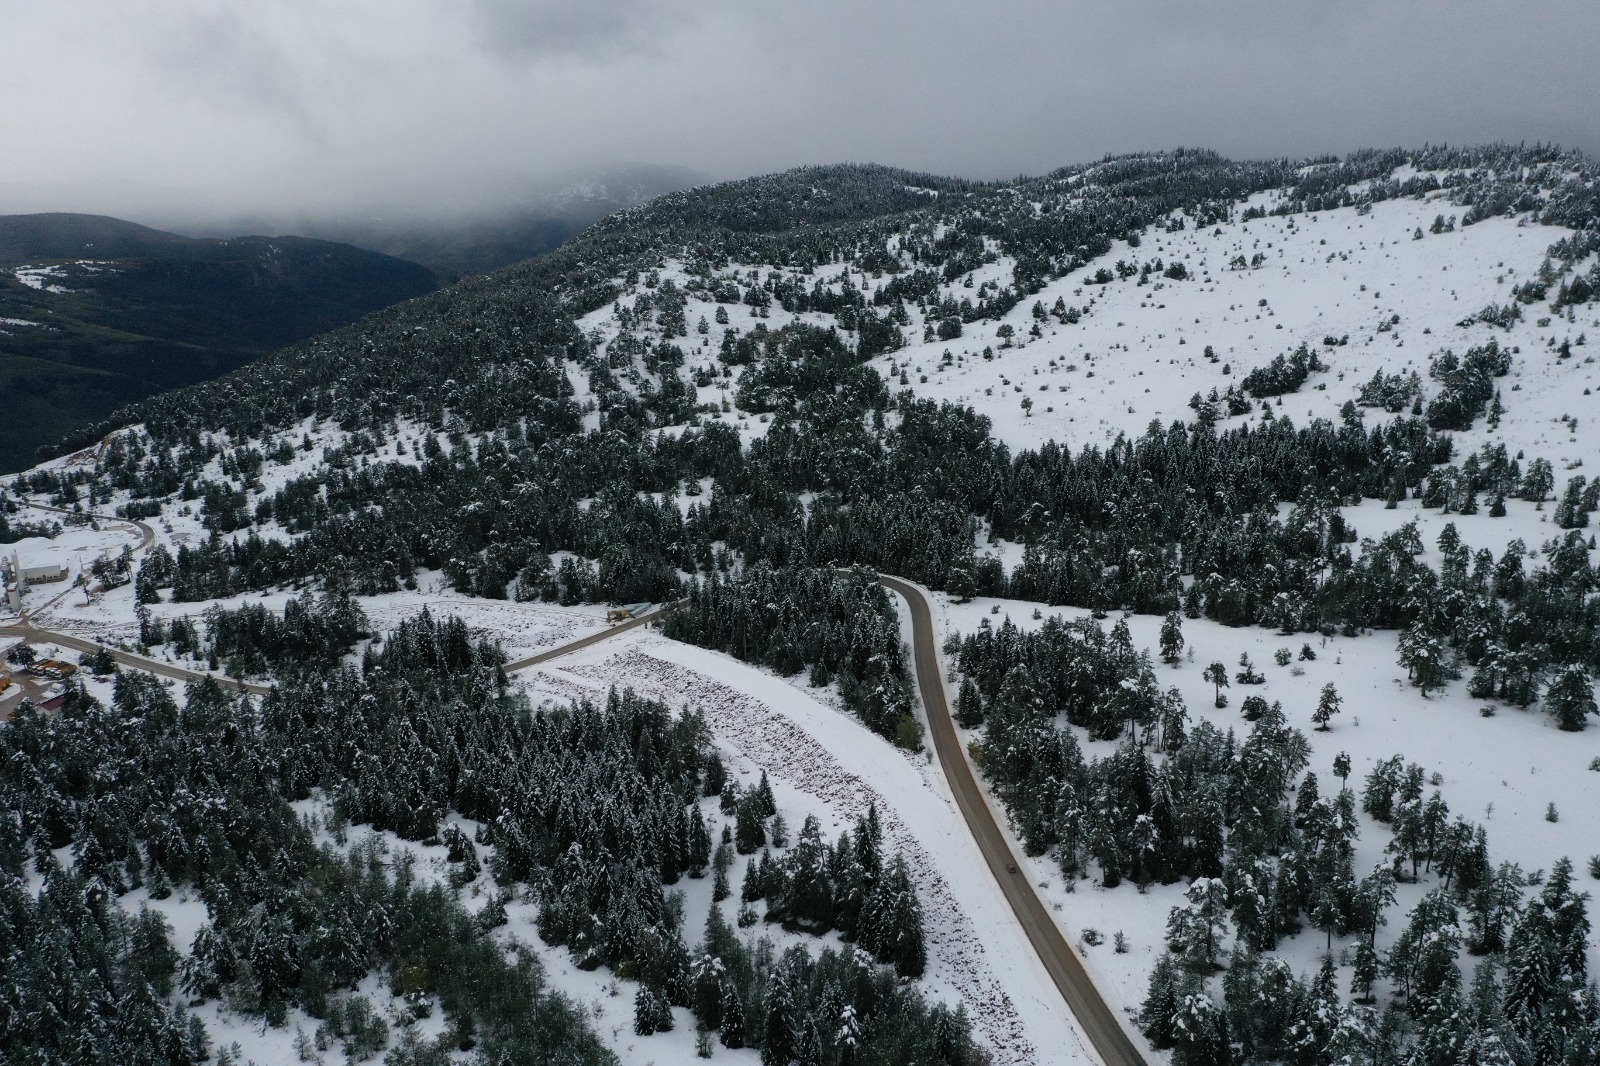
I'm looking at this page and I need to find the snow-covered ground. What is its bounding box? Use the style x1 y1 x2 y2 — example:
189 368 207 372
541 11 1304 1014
11 163 1600 1064
921 582 1600 1030
873 192 1596 460
800 183 1600 1047
518 627 1098 1065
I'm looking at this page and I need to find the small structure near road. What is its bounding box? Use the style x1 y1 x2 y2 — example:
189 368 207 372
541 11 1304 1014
606 602 653 623
9 550 69 586
20 562 68 585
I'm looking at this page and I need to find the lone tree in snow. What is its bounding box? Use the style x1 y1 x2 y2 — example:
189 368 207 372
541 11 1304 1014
1202 661 1230 707
1312 683 1342 731
1544 663 1598 731
1159 611 1185 665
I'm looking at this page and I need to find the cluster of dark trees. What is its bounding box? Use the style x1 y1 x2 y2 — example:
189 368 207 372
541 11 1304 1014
666 908 972 1064
944 606 1596 1065
132 587 369 676
1 607 968 1064
198 588 367 674
1239 344 1325 398
1357 368 1423 413
735 806 929 979
1140 769 1596 1066
0 667 614 1064
1425 339 1511 431
663 564 917 743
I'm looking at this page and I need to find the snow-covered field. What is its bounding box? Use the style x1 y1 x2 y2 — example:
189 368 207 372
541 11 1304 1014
920 582 1600 1034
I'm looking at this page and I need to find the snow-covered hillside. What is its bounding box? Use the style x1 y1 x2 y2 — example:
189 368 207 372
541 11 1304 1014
7 152 1600 1066
489 163 1600 1060
880 194 1594 458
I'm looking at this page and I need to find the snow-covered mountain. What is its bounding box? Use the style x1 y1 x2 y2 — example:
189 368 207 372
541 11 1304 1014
7 146 1600 1066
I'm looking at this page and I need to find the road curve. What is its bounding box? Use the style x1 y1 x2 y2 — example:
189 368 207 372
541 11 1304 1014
4 520 1140 1064
18 501 157 552
878 574 1148 1066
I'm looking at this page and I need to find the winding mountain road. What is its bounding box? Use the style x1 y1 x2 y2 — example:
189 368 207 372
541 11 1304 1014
878 574 1147 1066
2 497 1142 1066
19 501 158 552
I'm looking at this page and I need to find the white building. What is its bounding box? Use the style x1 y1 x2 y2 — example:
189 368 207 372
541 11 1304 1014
10 550 69 588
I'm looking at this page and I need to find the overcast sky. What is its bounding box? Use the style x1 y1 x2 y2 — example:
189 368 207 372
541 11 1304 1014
3 0 1596 225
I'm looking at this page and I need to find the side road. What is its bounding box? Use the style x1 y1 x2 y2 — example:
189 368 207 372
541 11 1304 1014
0 605 669 700
0 622 274 696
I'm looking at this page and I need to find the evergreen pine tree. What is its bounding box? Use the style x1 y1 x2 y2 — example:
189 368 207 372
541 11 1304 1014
1139 952 1184 1048
760 972 795 1066
635 984 673 1034
754 771 778 819
1312 683 1342 731
703 751 728 797
1202 662 1230 707
687 806 712 876
1160 612 1185 665
735 795 768 854
1544 663 1597 731
719 978 746 1048
860 854 927 978
954 677 984 728
1171 990 1232 1066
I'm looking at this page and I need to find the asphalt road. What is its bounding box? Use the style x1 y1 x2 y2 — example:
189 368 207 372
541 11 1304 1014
878 573 1147 1066
1 515 1142 1065
0 621 274 696
19 500 156 552
4 502 665 691
502 606 665 673
1 604 664 703
0 502 235 694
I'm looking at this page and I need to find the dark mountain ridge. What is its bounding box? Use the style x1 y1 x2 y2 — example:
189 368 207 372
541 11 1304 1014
0 213 439 471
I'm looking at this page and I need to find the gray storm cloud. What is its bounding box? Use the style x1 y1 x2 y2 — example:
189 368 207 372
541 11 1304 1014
465 0 695 59
0 0 1595 225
